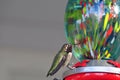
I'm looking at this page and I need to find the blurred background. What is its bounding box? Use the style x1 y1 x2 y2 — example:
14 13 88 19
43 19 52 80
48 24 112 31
0 0 119 80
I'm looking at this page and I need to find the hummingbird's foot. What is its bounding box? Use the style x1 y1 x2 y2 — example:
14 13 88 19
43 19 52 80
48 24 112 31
67 63 75 70
53 78 61 80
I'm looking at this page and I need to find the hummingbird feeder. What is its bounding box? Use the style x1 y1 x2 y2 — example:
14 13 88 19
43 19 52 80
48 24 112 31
63 0 120 80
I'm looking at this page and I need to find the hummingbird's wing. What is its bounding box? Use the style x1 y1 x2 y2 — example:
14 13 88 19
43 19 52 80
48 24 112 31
46 53 67 77
49 55 67 76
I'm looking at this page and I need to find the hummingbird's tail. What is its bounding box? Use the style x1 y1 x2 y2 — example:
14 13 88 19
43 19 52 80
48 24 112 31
46 73 49 77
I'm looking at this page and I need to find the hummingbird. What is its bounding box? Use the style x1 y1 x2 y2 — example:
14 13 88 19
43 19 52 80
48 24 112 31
46 44 73 77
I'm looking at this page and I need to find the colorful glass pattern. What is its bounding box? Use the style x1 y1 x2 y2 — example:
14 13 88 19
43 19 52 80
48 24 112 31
65 0 120 61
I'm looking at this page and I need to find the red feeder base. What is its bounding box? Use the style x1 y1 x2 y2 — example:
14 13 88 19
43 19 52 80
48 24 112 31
65 73 120 80
63 60 120 80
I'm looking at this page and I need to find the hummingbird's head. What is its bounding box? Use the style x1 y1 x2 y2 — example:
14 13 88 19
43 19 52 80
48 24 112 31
63 44 72 53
